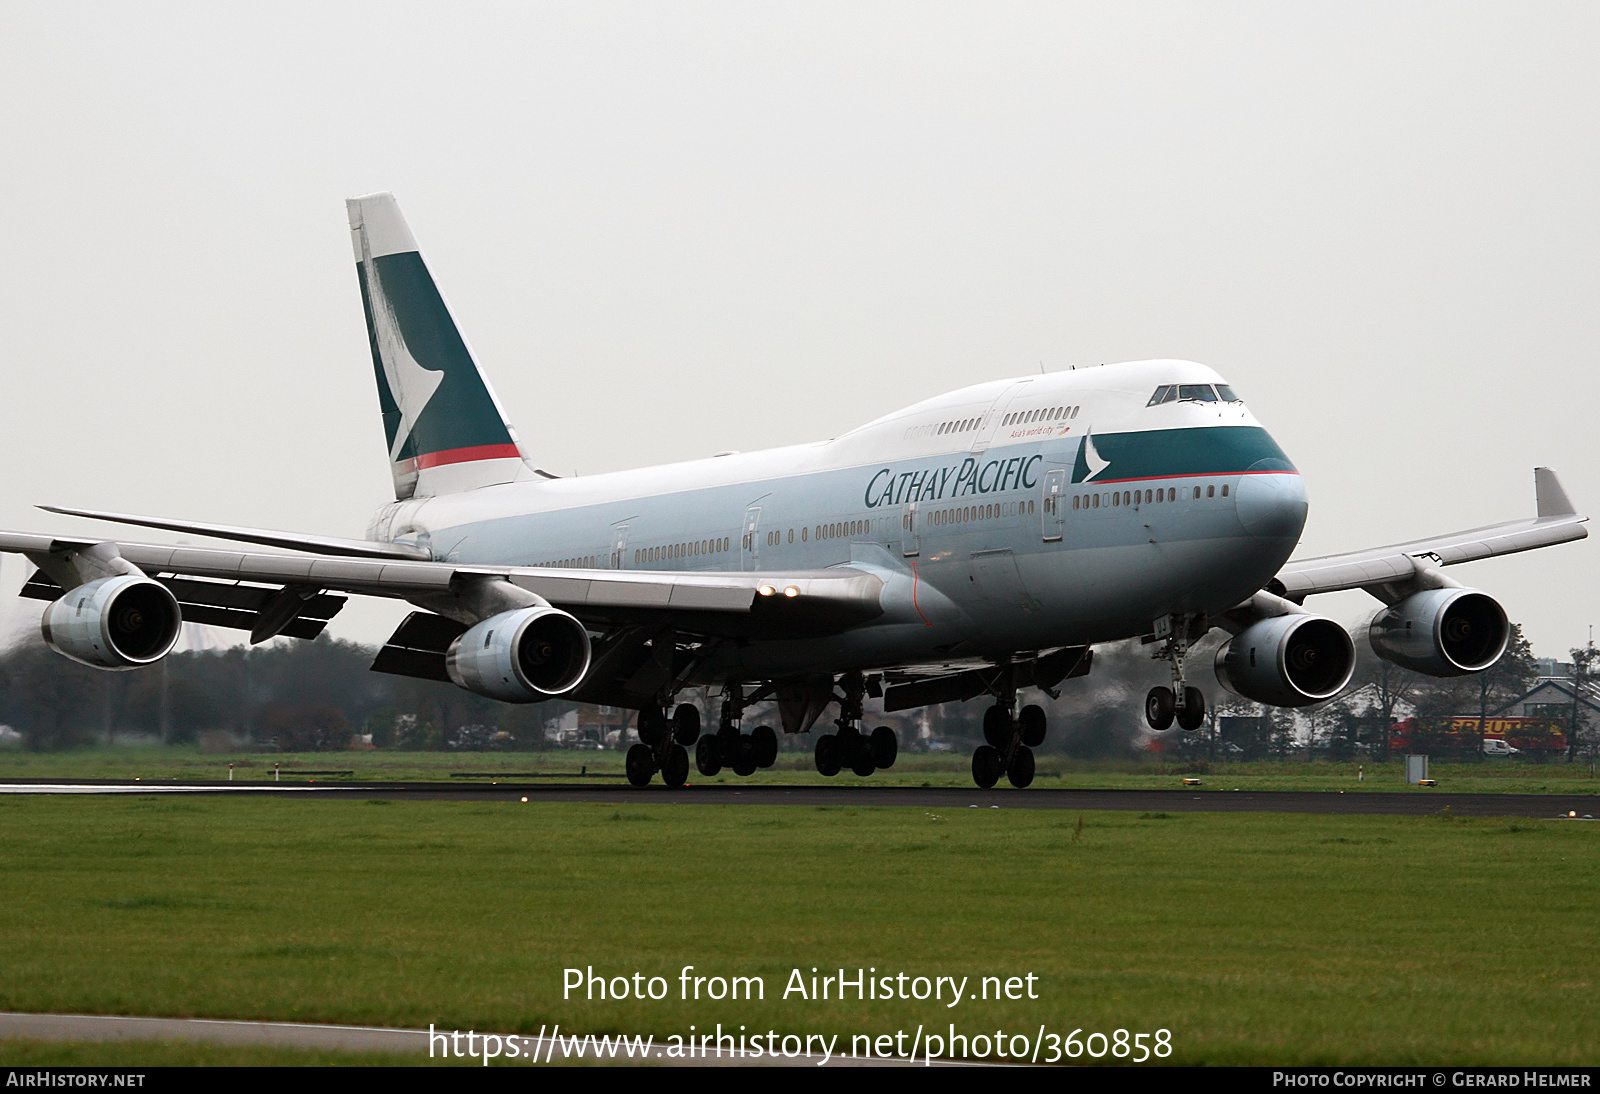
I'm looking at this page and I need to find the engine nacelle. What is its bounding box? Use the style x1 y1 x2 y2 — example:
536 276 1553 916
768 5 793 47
445 606 592 703
1214 614 1355 707
41 575 183 670
1369 588 1508 677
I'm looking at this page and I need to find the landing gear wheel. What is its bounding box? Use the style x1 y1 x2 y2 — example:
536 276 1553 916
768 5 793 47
869 726 898 769
732 734 758 777
972 745 1002 789
1018 704 1047 748
750 725 778 768
982 705 1012 748
814 734 841 777
672 704 701 746
661 744 690 787
835 727 874 776
637 706 668 747
1007 745 1035 789
695 734 722 777
1145 686 1175 731
625 743 656 787
1176 687 1206 731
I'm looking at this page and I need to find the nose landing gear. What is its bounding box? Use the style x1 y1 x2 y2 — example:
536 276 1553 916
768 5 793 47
1145 615 1208 732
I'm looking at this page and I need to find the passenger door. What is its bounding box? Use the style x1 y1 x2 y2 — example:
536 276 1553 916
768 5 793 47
1042 469 1066 542
741 506 762 571
901 501 921 558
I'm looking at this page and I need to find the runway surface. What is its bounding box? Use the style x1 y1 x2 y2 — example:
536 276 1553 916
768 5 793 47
1 778 1596 817
0 1012 930 1066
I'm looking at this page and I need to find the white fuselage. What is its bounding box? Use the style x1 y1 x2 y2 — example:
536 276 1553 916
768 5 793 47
369 360 1308 680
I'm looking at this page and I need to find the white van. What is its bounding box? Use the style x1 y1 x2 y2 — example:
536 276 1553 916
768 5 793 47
1482 738 1520 756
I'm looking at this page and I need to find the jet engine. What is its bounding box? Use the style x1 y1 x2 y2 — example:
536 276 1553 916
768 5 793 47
41 575 183 669
445 606 592 703
1214 614 1355 707
1368 588 1508 677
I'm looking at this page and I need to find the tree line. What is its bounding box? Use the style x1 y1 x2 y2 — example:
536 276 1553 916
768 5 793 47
0 621 1575 759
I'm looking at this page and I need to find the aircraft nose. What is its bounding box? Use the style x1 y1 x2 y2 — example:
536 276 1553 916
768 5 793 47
1235 467 1307 540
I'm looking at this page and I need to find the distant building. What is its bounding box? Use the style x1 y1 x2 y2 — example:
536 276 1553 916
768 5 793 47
1494 677 1600 747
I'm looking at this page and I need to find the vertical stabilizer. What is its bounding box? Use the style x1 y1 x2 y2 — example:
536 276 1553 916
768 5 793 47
347 193 538 499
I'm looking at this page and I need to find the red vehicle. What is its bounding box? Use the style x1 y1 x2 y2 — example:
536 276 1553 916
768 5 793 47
1389 717 1566 755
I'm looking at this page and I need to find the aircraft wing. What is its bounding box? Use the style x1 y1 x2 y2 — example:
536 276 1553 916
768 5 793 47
1273 467 1587 601
0 529 884 644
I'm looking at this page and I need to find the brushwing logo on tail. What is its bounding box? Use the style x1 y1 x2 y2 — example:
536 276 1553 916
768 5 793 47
350 193 526 499
361 233 445 463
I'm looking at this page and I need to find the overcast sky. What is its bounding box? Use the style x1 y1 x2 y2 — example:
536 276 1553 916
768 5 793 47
1 2 1595 658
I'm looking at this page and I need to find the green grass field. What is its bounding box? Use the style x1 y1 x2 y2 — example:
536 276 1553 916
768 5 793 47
3 744 1598 795
0 794 1594 1066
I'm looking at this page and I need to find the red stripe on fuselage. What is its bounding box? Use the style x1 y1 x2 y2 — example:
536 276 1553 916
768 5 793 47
413 444 523 469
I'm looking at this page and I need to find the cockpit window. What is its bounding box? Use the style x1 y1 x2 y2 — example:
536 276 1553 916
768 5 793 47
1146 385 1178 407
1177 384 1218 402
1216 384 1241 402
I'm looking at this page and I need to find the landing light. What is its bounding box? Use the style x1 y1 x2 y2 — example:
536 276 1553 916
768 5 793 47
758 585 776 597
783 586 800 598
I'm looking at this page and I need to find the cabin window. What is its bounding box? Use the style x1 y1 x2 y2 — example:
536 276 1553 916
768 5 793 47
1207 485 1215 498
1221 484 1229 497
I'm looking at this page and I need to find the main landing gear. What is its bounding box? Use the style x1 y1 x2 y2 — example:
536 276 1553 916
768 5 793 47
1144 618 1207 732
625 701 700 788
969 663 1047 789
813 672 898 778
971 702 1047 789
691 684 778 780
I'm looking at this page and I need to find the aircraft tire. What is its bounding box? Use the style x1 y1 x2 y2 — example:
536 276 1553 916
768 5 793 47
695 734 722 777
1007 745 1035 789
814 734 842 777
869 726 897 769
672 704 701 746
662 744 690 788
1177 687 1206 731
732 734 758 777
972 745 1001 789
625 744 656 787
750 725 778 768
1018 704 1047 747
1145 687 1175 731
982 705 1012 748
637 706 668 747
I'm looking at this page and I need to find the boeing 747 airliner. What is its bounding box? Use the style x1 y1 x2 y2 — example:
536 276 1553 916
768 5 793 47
8 194 1587 788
